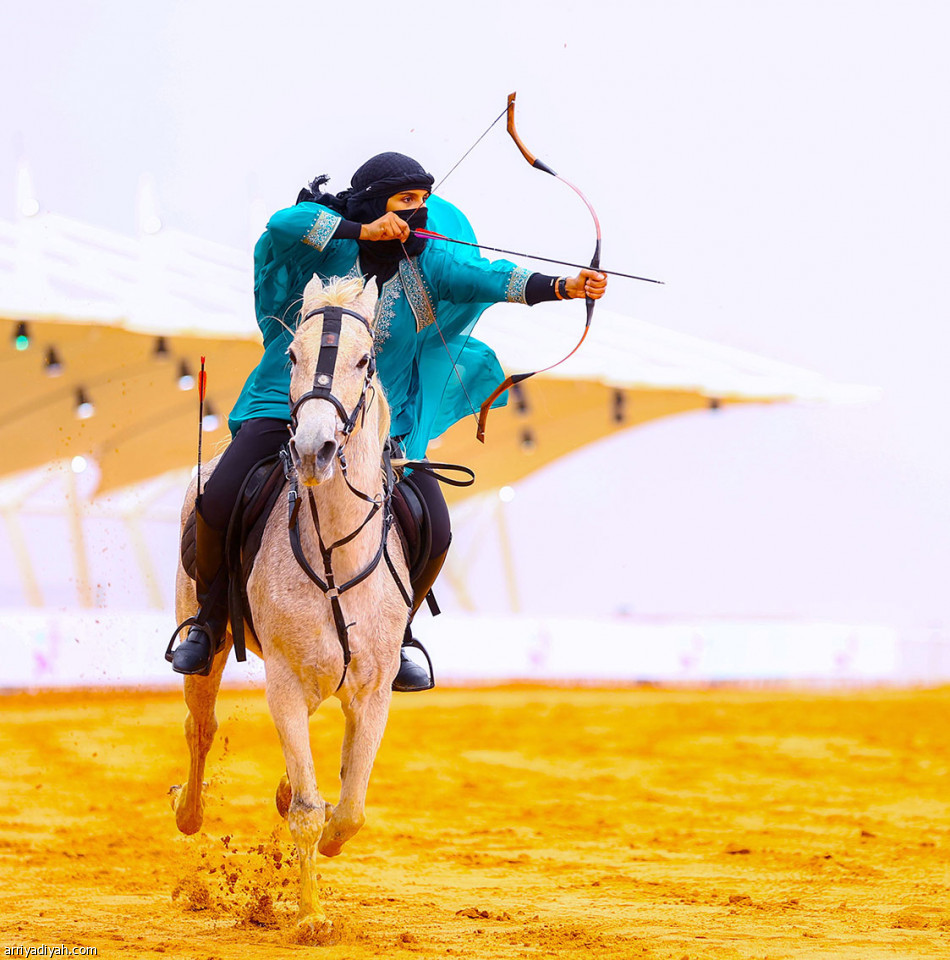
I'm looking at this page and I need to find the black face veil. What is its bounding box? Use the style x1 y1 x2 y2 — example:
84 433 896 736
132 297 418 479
297 153 435 280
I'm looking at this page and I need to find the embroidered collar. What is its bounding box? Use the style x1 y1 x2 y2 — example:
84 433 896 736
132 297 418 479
398 258 437 333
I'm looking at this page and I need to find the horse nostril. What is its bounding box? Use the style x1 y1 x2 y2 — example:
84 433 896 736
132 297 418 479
315 440 337 470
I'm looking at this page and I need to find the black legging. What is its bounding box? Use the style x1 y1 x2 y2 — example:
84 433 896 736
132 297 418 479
199 417 451 558
199 418 290 532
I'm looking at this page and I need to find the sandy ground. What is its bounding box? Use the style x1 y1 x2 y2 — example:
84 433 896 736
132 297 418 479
1 684 949 959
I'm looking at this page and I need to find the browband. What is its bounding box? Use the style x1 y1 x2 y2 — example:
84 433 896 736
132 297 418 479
302 305 373 335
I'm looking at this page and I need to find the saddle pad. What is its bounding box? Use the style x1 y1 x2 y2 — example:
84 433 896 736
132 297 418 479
179 455 285 585
238 457 287 594
391 475 431 583
180 509 198 582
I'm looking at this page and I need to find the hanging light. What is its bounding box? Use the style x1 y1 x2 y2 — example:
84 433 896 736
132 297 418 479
44 346 63 376
511 382 529 415
177 360 195 391
153 336 170 359
75 388 94 419
201 401 220 432
13 321 30 351
612 389 625 424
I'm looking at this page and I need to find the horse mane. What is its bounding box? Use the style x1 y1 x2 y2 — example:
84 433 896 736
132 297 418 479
302 275 367 313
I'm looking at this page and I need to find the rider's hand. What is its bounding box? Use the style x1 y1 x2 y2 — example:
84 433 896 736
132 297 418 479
359 212 412 243
563 269 607 300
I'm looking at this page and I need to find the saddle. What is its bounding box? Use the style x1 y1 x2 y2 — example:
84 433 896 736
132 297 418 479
179 445 438 662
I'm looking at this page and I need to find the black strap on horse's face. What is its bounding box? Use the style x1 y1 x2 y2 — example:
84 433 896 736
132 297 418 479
289 305 377 437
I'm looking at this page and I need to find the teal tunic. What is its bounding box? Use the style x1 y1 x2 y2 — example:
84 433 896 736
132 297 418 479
229 195 531 460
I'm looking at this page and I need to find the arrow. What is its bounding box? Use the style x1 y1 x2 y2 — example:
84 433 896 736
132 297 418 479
410 228 664 285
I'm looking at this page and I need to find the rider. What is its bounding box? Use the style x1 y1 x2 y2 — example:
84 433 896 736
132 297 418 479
169 152 606 689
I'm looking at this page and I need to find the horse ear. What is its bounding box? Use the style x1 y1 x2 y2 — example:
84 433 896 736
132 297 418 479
357 277 379 323
302 273 325 307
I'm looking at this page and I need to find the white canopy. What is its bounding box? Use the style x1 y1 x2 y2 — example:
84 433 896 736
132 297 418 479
0 205 875 495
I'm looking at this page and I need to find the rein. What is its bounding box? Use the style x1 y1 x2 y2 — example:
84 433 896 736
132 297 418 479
285 304 412 691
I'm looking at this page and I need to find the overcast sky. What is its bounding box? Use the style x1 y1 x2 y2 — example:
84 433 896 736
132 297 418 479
3 0 948 630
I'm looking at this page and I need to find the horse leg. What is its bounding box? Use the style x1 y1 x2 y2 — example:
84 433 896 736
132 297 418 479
171 635 231 835
319 685 392 858
265 664 332 934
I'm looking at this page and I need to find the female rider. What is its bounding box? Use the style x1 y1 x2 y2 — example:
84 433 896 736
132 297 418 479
169 152 606 689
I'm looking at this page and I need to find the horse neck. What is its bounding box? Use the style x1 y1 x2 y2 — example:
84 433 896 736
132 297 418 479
303 406 385 574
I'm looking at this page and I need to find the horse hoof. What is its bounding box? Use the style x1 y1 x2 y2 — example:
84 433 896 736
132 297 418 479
318 813 361 858
290 916 335 945
171 782 208 835
318 837 345 858
275 775 292 819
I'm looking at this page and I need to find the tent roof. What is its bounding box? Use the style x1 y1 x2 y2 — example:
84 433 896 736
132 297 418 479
0 210 875 497
0 208 254 336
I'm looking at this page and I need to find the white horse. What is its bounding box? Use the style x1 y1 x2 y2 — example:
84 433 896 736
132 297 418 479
170 275 410 938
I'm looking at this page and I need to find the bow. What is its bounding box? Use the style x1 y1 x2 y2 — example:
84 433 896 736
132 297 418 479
475 92 603 442
401 92 605 442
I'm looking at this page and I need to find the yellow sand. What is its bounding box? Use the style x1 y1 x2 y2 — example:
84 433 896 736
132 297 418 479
1 685 948 958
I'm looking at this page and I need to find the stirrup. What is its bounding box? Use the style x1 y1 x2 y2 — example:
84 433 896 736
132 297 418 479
165 617 223 677
392 636 435 692
164 617 200 664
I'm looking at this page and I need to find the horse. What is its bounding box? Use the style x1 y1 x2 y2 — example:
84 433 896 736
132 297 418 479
169 274 410 938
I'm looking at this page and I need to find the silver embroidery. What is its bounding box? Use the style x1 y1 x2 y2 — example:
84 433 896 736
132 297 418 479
398 258 437 332
373 274 402 348
302 210 341 251
505 265 532 303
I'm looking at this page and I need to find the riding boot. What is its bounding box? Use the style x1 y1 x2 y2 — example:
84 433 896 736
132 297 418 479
392 537 450 693
169 511 229 676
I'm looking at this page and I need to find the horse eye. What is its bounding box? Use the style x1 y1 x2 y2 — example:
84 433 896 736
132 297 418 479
357 354 370 369
288 348 297 365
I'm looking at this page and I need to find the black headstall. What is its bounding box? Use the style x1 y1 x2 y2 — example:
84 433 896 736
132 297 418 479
289 305 377 442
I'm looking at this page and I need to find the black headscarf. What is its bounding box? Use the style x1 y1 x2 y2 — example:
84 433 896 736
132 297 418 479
297 152 434 284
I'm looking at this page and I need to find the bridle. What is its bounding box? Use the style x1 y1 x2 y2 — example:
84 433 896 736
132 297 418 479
288 304 378 461
284 303 412 691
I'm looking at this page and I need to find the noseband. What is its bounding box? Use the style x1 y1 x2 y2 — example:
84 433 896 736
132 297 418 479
289 305 377 443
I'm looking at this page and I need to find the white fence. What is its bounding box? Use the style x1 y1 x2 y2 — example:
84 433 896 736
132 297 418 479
2 609 947 689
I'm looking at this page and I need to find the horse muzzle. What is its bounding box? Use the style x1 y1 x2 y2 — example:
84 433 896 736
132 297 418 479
290 431 339 487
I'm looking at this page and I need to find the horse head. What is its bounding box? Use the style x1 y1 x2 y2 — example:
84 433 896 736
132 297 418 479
288 275 381 486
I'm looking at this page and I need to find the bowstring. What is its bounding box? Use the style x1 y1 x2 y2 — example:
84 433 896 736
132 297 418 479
429 104 508 195
397 104 510 427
